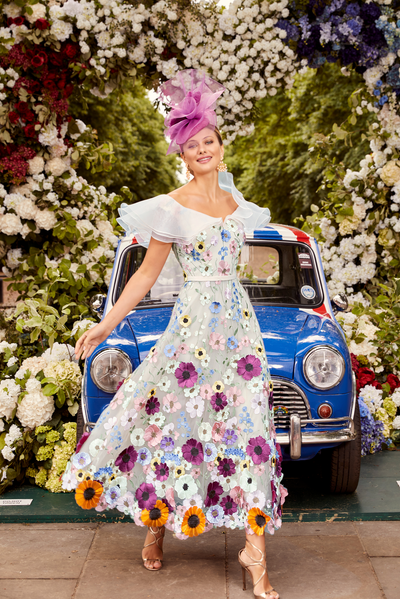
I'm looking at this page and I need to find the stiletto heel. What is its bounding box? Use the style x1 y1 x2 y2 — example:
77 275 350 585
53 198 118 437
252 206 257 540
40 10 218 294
238 540 279 598
142 525 165 571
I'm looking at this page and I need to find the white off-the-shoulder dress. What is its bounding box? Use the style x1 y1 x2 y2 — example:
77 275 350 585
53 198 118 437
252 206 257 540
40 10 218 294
63 172 288 538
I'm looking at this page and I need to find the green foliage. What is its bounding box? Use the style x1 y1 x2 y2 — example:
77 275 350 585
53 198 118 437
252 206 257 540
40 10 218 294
225 63 374 224
68 79 179 199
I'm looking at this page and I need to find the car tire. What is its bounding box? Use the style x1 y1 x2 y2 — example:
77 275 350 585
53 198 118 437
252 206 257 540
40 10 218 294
324 400 361 494
76 401 84 443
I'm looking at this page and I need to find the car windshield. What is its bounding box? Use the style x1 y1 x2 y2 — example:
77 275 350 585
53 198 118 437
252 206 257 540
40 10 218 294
113 241 323 308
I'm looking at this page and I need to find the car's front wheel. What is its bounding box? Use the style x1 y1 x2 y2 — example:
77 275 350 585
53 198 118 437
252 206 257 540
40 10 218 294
323 400 361 493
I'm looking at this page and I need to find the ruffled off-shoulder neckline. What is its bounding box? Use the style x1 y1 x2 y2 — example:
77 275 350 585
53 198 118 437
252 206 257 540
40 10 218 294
117 171 271 248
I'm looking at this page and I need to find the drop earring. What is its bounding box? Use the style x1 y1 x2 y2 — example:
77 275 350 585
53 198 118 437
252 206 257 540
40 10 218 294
184 162 192 180
216 153 227 172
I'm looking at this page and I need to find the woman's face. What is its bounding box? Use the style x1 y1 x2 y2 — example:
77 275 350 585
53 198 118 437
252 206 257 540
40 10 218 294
181 127 223 177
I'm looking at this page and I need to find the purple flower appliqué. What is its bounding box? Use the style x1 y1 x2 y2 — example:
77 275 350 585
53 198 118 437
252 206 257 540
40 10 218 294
175 361 198 388
246 436 271 465
211 392 228 412
237 355 262 381
205 481 223 508
160 436 174 451
145 397 160 415
217 457 236 478
220 495 238 515
115 445 138 472
182 438 204 465
135 482 157 509
155 463 170 481
222 429 238 445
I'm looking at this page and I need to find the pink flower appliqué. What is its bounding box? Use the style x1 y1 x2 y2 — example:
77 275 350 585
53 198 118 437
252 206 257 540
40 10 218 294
203 250 213 262
200 383 213 400
134 396 146 411
218 261 231 276
144 424 162 447
229 239 238 254
163 393 181 413
226 386 245 407
212 421 226 442
209 332 226 351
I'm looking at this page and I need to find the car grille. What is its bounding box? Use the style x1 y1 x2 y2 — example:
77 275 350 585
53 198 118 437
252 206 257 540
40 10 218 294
272 379 309 428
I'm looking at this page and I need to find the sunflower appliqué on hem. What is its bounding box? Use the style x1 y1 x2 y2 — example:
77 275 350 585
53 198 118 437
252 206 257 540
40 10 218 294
75 479 103 509
141 500 169 528
248 507 271 535
182 506 206 537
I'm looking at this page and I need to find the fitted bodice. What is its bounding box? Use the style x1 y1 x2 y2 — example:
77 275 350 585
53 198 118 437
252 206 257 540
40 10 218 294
173 216 245 281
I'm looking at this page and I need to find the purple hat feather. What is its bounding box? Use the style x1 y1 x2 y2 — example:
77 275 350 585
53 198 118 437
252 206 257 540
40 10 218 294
159 69 225 155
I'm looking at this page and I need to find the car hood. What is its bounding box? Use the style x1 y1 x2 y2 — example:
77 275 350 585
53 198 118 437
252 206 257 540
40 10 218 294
254 306 309 379
128 305 315 378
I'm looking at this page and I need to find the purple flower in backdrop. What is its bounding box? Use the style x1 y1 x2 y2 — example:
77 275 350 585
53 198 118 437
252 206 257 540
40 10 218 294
220 495 238 515
145 397 160 415
217 457 236 478
135 482 157 509
346 3 360 17
205 481 223 507
182 438 204 465
115 446 138 472
175 361 198 388
155 463 170 481
211 392 228 412
237 355 262 381
246 436 271 464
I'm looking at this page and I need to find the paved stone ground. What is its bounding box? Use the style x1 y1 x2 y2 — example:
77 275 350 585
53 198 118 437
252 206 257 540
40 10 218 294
0 521 398 599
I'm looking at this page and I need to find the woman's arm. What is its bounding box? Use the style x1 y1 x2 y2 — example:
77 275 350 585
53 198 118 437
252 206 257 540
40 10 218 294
76 237 173 360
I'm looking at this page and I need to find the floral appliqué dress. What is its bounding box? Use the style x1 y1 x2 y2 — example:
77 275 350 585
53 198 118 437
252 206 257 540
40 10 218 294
63 172 288 538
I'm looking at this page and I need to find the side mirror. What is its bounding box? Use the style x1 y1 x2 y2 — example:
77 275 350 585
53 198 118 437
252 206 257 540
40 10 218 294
90 294 106 318
331 292 348 314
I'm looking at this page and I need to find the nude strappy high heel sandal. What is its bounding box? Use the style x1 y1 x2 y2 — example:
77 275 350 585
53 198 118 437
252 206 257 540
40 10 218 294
142 525 165 571
238 540 279 598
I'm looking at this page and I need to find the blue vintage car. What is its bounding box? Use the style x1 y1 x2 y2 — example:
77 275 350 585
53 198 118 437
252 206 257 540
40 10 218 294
79 223 361 493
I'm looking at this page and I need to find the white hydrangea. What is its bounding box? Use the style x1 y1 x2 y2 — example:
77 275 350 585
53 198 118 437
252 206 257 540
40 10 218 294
21 356 48 376
392 415 400 430
35 209 57 231
6 248 22 270
1 446 15 461
71 319 96 336
0 213 22 235
16 391 55 429
42 342 76 363
15 198 39 221
4 423 22 446
0 379 20 420
360 385 383 414
25 3 46 23
44 157 69 177
392 389 400 408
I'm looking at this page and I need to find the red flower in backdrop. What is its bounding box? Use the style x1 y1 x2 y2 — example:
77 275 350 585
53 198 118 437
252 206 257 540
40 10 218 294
35 19 50 30
49 51 64 67
15 101 30 116
64 43 79 59
350 353 360 373
10 16 25 26
387 374 400 393
31 51 48 68
357 367 376 392
23 123 38 138
8 112 19 124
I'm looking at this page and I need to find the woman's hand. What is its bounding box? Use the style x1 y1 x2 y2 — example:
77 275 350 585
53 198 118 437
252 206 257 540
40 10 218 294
75 321 112 361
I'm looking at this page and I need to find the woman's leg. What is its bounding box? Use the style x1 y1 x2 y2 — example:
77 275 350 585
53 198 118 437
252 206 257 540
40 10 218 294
240 531 279 598
142 526 165 570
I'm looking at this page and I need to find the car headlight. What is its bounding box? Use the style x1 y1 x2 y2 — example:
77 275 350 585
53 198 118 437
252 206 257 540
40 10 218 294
303 345 345 390
90 349 132 393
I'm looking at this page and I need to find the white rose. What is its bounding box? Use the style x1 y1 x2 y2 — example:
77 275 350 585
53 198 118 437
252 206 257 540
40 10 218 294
380 160 400 187
25 3 46 23
51 20 73 42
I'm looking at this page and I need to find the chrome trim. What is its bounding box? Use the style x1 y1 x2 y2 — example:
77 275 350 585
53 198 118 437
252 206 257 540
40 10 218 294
81 362 91 433
289 413 302 459
350 370 357 422
90 347 132 393
271 376 312 427
276 426 356 445
303 345 345 390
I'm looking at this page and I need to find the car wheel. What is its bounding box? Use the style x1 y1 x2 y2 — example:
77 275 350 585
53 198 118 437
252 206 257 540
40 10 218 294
324 400 361 493
76 401 84 443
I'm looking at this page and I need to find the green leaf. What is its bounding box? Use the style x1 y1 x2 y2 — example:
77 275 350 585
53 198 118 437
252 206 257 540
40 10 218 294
42 383 59 396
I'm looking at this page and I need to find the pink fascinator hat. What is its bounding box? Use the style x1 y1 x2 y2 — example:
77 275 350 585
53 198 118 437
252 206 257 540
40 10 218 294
159 69 225 155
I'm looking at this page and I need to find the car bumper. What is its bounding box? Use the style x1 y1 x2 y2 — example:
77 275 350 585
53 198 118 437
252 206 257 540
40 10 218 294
278 372 358 459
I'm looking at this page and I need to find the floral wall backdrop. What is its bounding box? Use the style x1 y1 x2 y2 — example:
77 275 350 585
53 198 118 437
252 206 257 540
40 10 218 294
0 0 399 494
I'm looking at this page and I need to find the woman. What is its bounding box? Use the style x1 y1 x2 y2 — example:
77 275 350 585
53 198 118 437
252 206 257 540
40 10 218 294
63 70 287 599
